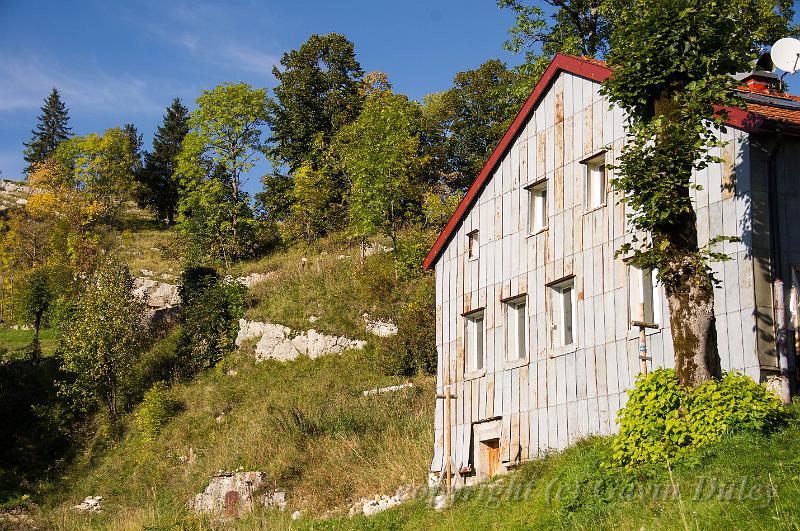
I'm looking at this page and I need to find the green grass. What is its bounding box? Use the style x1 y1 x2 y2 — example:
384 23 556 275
34 347 434 530
0 327 56 358
240 236 430 340
245 415 800 530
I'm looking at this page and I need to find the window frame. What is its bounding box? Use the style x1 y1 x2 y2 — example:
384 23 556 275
628 265 662 331
548 278 577 351
582 151 608 212
467 230 480 261
526 179 549 235
464 309 486 373
503 295 528 362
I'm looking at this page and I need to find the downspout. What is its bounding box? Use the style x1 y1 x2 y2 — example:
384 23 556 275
767 127 792 401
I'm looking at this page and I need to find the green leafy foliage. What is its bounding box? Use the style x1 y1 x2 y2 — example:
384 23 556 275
267 32 364 172
612 369 784 470
56 261 145 418
423 60 521 190
135 382 179 441
375 280 436 376
176 266 245 374
334 89 428 244
176 83 267 264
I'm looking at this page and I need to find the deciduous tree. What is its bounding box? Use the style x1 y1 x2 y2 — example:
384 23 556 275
424 60 521 190
267 33 364 171
176 83 267 264
57 261 144 418
334 90 428 247
602 0 795 387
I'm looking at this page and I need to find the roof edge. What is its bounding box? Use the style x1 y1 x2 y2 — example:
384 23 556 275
421 54 771 271
422 54 610 271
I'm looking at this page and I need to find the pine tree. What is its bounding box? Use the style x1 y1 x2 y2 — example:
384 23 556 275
23 88 72 174
138 98 190 224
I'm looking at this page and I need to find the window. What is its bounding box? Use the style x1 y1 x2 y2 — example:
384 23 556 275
549 279 576 348
466 311 485 371
629 266 662 326
583 153 607 210
467 230 479 260
505 296 528 361
526 182 548 234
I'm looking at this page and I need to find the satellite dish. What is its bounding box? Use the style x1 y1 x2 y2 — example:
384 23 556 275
771 37 800 74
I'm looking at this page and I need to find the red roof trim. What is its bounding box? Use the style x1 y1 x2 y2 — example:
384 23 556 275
422 54 610 271
422 53 771 271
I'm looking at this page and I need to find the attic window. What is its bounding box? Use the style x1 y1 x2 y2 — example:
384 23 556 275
582 152 607 210
526 181 548 234
467 230 479 260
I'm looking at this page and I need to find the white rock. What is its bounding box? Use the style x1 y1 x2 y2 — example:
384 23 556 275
363 314 399 337
238 319 365 362
74 495 103 513
133 277 181 309
362 383 414 397
291 510 302 520
189 471 274 516
236 272 272 288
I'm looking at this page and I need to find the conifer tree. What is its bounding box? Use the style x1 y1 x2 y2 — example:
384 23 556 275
23 88 72 174
138 98 190 224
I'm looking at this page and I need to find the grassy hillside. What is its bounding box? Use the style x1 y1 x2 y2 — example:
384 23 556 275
34 347 434 529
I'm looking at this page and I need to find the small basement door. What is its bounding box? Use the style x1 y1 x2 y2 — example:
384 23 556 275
483 439 500 479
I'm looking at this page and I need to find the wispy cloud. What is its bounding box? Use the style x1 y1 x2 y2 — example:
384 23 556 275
0 52 162 113
134 1 279 78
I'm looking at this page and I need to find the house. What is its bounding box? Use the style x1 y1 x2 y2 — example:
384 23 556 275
423 53 800 488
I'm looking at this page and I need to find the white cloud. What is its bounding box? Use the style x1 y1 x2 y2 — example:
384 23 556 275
0 52 162 114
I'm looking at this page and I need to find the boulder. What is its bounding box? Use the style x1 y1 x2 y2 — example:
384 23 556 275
189 471 284 517
237 319 365 362
133 277 181 309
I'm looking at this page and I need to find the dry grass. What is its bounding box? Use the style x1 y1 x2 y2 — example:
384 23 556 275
36 347 434 529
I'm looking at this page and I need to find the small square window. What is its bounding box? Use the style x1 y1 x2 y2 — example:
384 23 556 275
466 311 485 371
504 296 528 361
526 182 548 234
549 279 576 348
629 266 662 326
583 153 607 210
467 230 479 260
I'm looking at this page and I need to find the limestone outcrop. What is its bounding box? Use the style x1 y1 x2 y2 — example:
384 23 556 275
189 471 286 517
236 319 366 362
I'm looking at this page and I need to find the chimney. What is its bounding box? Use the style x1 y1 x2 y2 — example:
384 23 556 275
740 71 783 92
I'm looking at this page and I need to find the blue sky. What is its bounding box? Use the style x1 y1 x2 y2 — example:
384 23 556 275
0 0 520 193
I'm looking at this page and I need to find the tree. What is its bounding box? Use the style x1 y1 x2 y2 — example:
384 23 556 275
23 88 72 174
57 261 144 418
55 128 138 222
176 83 267 264
285 161 338 242
16 266 58 362
498 1 612 98
602 0 795 387
176 266 245 374
424 60 522 190
267 33 364 171
334 90 428 247
138 99 190 224
123 123 144 182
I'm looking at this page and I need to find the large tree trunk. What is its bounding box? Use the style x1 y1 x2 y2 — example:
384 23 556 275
665 267 722 387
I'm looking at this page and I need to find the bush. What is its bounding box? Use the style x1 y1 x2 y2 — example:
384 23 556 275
612 369 785 470
375 281 436 376
176 267 245 375
135 382 179 441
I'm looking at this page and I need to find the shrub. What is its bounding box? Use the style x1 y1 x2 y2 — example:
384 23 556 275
176 267 245 375
612 368 784 470
375 281 436 376
135 382 179 441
